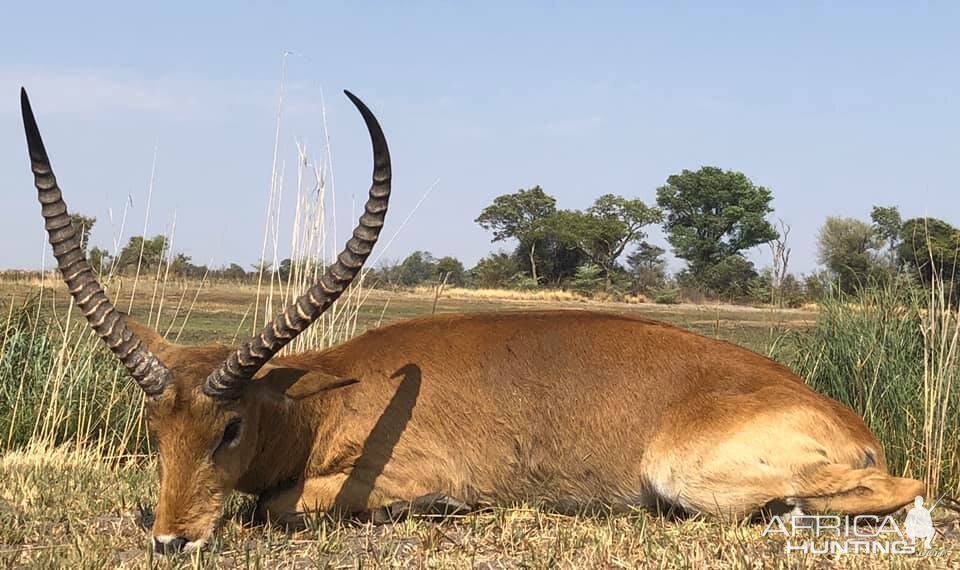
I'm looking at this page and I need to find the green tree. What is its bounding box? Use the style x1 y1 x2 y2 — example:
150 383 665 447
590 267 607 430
476 186 557 284
116 235 169 271
626 243 667 294
570 263 604 295
397 251 437 286
816 217 881 293
514 232 586 286
871 205 903 268
435 256 465 286
169 253 195 278
278 258 293 281
541 195 661 288
580 194 662 285
469 252 521 289
656 167 778 283
221 263 247 281
69 213 96 253
88 247 112 275
698 254 758 300
803 271 831 302
898 217 960 291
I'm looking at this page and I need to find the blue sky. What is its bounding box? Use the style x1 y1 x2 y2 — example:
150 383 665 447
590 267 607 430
1 2 958 275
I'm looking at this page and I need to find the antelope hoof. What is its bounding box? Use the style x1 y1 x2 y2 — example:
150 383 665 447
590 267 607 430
371 493 472 523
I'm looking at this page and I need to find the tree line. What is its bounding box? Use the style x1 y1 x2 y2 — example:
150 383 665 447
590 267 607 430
67 164 960 306
70 214 250 282
815 206 960 297
377 165 960 306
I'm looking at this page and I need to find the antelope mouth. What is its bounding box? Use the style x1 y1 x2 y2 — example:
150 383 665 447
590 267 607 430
152 534 208 555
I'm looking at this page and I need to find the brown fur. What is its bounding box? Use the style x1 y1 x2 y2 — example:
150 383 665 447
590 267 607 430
130 310 923 544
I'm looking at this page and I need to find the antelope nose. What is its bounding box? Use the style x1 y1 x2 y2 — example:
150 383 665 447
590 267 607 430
153 535 189 554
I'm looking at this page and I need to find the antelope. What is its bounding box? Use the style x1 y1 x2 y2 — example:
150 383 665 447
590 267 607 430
20 87 924 555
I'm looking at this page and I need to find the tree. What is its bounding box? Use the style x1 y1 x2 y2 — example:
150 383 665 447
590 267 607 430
768 219 792 306
871 205 902 269
476 186 557 284
537 195 661 289
221 263 247 281
435 256 465 286
116 235 169 272
656 167 778 282
88 246 112 275
803 271 831 302
578 194 661 285
816 217 881 293
626 243 667 294
278 258 293 281
514 232 586 286
69 213 96 253
778 273 806 308
871 206 902 249
251 260 273 274
397 251 437 286
898 217 960 291
469 252 521 289
169 253 195 278
570 263 604 295
698 254 758 300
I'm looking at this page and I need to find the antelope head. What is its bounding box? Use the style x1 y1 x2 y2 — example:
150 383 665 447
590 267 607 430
20 88 391 553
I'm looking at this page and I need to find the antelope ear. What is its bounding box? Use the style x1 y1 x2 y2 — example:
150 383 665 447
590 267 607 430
122 314 173 358
255 364 358 400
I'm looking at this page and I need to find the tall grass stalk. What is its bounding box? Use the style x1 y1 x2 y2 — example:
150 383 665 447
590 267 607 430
779 277 959 495
125 142 159 312
250 73 402 354
919 266 960 494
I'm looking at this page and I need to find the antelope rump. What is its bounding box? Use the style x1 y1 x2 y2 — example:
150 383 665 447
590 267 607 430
19 88 924 554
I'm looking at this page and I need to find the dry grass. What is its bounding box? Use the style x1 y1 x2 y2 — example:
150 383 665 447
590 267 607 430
410 285 589 303
2 444 958 569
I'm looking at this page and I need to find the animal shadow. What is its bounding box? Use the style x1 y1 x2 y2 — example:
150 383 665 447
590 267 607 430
335 363 422 510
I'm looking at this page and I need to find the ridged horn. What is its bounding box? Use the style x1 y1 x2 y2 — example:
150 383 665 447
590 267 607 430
20 88 172 396
204 90 391 400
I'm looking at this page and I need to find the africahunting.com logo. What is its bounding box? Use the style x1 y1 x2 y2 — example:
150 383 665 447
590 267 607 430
763 496 940 555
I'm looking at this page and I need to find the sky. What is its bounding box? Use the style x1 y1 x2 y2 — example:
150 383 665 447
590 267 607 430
1 2 958 275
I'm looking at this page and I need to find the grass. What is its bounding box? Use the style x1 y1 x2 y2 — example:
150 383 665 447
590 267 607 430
3 446 958 568
409 285 590 303
0 276 814 350
0 291 146 454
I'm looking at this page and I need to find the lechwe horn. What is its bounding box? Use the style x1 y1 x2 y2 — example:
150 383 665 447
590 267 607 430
204 90 391 400
20 88 172 396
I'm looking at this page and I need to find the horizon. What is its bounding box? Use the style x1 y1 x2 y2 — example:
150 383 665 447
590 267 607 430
2 3 958 276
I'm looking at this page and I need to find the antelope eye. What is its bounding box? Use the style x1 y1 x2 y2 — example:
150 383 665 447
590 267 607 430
216 418 243 452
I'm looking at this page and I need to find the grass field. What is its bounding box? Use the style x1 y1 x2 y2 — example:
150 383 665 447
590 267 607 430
0 278 815 348
1 278 958 568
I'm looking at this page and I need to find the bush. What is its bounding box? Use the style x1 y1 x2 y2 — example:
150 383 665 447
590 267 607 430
511 276 540 291
653 288 681 304
747 269 773 306
570 264 603 295
469 252 521 289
